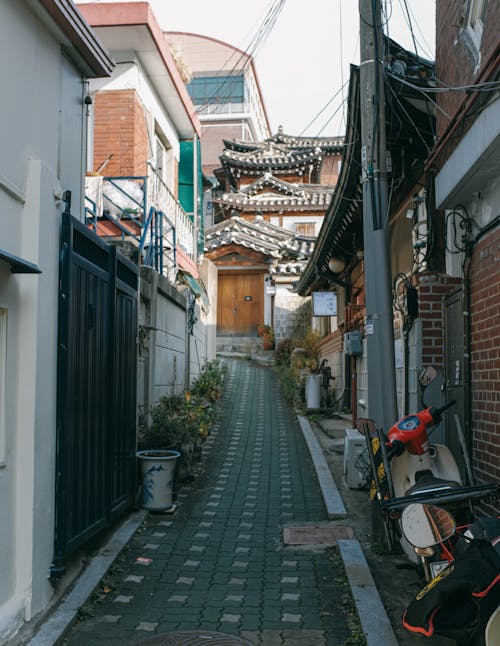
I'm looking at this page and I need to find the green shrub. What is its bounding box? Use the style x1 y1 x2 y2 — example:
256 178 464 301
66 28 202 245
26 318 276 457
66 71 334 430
138 393 213 450
273 328 321 369
190 359 228 402
274 338 296 366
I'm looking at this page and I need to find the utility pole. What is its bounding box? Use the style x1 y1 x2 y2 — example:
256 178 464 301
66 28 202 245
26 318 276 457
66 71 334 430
359 0 397 431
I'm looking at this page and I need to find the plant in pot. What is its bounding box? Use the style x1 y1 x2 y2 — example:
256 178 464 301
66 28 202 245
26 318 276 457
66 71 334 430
262 328 275 351
257 323 271 338
137 393 203 511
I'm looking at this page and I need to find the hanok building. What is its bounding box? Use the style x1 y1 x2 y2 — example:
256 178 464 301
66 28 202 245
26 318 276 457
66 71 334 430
205 131 343 345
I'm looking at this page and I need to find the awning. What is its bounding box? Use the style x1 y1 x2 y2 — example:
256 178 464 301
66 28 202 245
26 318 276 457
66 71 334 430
180 272 209 310
0 250 41 274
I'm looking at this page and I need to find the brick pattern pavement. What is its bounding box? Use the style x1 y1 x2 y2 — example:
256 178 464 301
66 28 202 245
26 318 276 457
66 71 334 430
63 359 352 645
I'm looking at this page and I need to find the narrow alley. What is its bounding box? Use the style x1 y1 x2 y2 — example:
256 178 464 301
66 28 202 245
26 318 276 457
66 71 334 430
62 358 355 645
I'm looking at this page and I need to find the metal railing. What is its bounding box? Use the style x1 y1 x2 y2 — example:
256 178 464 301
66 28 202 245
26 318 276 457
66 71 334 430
84 169 195 280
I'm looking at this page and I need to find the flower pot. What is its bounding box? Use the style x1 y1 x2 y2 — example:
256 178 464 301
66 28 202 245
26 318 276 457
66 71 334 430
262 334 275 351
136 449 181 511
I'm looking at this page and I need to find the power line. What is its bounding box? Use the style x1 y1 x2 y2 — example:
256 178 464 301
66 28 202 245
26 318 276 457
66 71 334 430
386 72 500 93
194 0 286 118
299 80 350 136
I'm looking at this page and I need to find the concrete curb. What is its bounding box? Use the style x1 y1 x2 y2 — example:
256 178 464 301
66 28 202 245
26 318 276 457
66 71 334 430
297 414 347 519
338 539 399 646
27 510 147 646
298 414 399 646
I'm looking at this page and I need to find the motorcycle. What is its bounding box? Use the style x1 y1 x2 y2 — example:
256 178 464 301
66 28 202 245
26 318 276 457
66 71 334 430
355 369 498 559
400 503 500 645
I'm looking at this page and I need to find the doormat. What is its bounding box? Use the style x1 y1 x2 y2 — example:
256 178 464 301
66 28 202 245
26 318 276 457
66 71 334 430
283 524 354 545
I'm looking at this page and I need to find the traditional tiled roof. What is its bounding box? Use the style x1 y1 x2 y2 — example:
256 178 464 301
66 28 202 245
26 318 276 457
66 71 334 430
213 173 334 212
220 131 344 188
223 131 344 154
296 39 436 296
220 141 324 173
204 215 314 276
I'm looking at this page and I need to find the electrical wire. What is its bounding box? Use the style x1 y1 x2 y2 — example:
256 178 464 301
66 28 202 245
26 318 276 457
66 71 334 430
399 0 434 59
386 73 500 93
339 0 346 132
299 80 350 136
400 0 420 59
194 0 287 122
384 79 433 152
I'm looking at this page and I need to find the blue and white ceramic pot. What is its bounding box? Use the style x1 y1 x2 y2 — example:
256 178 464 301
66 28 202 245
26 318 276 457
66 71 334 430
136 449 181 511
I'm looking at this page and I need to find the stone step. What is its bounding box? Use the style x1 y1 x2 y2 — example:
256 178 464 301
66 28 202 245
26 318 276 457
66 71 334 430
216 336 264 355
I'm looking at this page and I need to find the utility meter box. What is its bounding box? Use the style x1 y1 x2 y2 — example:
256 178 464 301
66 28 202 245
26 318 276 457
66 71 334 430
344 330 363 356
343 428 366 488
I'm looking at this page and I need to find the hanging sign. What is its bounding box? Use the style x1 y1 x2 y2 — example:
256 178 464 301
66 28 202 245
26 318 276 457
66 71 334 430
312 291 337 316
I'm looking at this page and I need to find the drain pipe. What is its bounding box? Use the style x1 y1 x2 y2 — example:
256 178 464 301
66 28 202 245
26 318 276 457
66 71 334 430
351 356 358 426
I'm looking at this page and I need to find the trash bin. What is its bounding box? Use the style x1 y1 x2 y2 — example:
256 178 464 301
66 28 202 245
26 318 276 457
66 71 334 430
305 374 322 409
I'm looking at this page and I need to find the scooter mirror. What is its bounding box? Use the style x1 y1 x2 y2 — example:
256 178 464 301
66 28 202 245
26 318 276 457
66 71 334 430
401 503 456 548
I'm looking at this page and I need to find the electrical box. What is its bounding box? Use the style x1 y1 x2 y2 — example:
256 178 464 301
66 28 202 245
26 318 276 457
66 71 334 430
344 330 363 356
343 428 366 489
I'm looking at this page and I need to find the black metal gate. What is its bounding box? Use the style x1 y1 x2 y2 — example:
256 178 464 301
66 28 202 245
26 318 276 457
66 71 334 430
52 210 138 576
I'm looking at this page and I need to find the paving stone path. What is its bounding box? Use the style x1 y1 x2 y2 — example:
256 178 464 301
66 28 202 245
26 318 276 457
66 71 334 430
63 359 353 645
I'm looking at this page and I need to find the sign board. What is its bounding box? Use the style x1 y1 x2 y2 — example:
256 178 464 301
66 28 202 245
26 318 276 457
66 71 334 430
312 291 337 316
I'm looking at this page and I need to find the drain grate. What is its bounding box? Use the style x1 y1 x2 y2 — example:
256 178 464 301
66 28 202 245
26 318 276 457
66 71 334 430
137 631 254 645
283 524 354 545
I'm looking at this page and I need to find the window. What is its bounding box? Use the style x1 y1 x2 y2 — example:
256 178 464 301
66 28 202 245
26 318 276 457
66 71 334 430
154 131 173 187
296 222 316 236
462 0 488 69
187 74 245 106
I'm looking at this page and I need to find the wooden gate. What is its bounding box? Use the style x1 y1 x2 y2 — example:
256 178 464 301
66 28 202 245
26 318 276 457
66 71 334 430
217 271 264 336
51 210 138 578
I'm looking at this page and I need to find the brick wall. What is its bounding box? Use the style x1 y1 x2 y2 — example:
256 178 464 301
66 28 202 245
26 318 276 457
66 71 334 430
435 0 500 152
93 89 148 177
416 272 462 369
470 225 499 503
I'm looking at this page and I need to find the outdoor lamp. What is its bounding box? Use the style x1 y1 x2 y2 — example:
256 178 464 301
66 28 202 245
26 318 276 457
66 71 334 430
328 257 346 273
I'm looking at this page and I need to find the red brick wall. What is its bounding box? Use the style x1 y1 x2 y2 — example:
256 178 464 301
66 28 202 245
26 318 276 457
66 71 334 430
470 225 500 502
416 273 462 369
435 0 500 140
93 89 148 176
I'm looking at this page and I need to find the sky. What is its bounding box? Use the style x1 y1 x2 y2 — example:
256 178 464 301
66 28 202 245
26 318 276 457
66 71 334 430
81 0 436 137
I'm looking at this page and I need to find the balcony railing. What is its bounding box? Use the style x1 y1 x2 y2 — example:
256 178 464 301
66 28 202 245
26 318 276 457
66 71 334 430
85 168 195 281
196 102 249 116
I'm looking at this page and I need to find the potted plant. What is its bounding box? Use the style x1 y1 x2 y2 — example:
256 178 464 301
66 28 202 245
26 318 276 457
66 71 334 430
136 393 199 511
262 328 275 351
136 361 227 510
135 447 180 512
257 323 271 337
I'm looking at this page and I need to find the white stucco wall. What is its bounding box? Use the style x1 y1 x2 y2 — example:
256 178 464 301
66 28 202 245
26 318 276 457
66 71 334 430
138 267 214 411
273 283 311 341
200 258 218 363
0 4 90 641
268 214 324 235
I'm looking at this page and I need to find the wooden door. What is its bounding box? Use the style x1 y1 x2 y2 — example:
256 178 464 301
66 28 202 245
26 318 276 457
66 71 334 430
217 272 264 336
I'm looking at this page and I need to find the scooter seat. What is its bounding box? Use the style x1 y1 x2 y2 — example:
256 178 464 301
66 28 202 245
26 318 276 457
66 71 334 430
406 470 461 496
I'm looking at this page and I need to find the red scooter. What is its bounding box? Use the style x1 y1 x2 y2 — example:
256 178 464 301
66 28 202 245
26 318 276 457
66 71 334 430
356 399 498 559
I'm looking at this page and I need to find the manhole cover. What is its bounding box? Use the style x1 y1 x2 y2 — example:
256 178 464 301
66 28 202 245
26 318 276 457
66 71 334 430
137 631 253 645
283 524 354 545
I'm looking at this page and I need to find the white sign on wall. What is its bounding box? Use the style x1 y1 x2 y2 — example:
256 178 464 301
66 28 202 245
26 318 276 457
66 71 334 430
312 291 337 316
